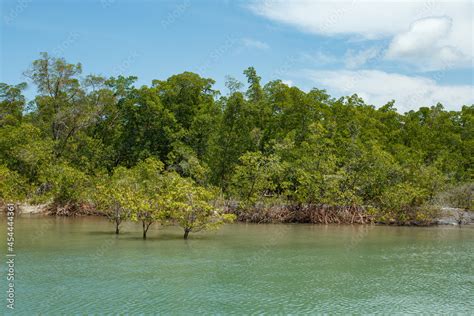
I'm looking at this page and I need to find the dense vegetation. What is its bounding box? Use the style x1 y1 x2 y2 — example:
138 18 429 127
0 53 472 231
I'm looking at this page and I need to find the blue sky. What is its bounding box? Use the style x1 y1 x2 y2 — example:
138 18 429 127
1 0 473 112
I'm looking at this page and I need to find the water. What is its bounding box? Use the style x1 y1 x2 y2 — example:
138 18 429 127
1 215 473 314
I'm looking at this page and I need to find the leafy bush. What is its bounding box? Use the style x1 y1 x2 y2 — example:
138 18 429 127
38 163 90 205
434 183 473 211
0 165 28 204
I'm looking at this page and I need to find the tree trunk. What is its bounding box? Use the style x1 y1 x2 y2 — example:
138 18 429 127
115 220 120 234
142 221 147 240
184 229 190 240
142 221 153 240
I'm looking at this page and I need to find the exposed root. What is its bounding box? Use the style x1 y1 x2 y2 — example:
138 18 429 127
46 202 100 216
227 203 373 224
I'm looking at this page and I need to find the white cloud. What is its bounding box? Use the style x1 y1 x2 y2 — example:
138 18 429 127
248 0 473 70
305 69 474 112
282 79 293 86
345 46 382 69
386 16 469 70
242 38 270 50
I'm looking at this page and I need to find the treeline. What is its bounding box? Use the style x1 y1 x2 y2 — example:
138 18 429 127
0 53 473 228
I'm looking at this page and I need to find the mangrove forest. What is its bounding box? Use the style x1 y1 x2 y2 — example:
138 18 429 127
1 53 473 236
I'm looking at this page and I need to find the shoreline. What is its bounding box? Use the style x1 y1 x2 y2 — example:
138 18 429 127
7 203 473 227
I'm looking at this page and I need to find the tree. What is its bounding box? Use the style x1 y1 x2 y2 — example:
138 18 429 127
243 67 263 103
230 151 283 205
166 176 235 239
0 53 472 226
94 169 132 234
0 123 53 182
379 183 430 224
111 86 182 167
208 92 254 188
38 162 90 206
152 72 220 159
125 158 170 239
0 82 27 127
0 165 28 205
25 53 107 159
166 142 209 184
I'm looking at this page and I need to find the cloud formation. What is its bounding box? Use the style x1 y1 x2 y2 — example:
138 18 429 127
305 69 474 112
386 16 469 70
345 46 381 69
249 0 473 70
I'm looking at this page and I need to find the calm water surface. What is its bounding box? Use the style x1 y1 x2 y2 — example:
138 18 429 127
1 215 473 314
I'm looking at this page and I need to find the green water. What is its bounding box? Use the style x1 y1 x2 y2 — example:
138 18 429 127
1 215 473 314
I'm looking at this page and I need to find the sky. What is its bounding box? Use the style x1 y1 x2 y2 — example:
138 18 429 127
1 0 473 112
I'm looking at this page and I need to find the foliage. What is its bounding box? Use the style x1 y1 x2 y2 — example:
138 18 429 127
94 169 133 234
434 183 473 211
165 175 236 239
124 158 169 239
0 165 28 204
230 151 283 206
38 162 90 205
1 53 473 228
0 82 27 126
